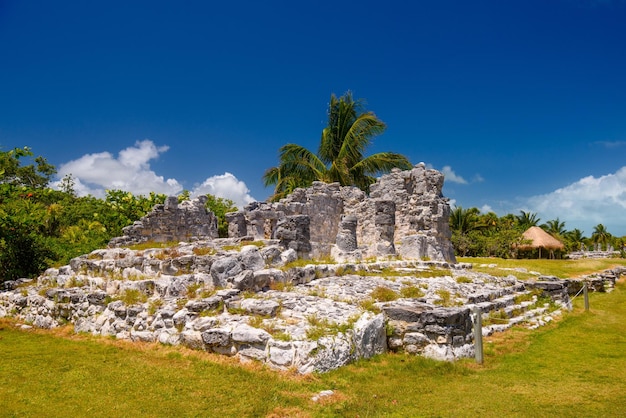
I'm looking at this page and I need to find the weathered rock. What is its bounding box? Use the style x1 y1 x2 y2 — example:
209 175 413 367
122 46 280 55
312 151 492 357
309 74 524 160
275 215 311 257
210 256 243 287
231 324 271 344
109 196 218 247
240 299 280 317
201 328 231 347
336 215 358 252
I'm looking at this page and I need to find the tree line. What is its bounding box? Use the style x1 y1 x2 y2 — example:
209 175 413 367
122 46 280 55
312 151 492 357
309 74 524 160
450 206 624 258
0 147 236 283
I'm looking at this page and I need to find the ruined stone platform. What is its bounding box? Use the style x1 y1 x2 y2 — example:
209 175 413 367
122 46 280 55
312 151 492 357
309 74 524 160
0 240 591 373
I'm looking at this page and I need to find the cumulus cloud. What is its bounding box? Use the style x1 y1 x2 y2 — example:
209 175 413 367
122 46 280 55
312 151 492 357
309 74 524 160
525 166 626 235
57 139 183 197
441 166 468 184
192 173 255 208
55 140 183 198
55 140 257 208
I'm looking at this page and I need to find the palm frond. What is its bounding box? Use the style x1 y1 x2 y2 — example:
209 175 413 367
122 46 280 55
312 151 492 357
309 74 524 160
351 152 412 177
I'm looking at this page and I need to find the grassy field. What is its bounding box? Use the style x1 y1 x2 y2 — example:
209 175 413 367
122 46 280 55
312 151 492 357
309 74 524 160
1 259 625 417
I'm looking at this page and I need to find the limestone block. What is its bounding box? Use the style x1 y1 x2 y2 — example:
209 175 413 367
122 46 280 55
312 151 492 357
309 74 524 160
231 324 271 344
353 313 387 358
201 328 231 347
240 299 280 317
269 340 295 367
180 330 204 350
336 215 358 252
210 255 243 287
239 246 265 271
233 270 255 291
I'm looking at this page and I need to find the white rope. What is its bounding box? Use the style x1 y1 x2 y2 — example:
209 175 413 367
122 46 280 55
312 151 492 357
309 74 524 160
565 283 587 310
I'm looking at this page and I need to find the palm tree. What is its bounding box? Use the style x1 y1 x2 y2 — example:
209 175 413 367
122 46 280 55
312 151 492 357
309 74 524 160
516 210 541 231
542 218 567 238
263 92 412 200
565 228 586 252
591 224 612 250
450 206 480 235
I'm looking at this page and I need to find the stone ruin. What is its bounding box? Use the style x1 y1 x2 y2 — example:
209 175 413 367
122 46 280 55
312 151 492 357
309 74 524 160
109 195 219 248
4 164 606 373
107 163 456 263
225 163 456 262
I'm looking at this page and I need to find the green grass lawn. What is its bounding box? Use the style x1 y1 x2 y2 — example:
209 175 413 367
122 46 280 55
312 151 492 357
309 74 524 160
1 259 625 417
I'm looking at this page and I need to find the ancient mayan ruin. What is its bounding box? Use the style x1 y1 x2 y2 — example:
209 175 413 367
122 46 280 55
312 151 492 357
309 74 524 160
4 163 610 373
111 163 457 263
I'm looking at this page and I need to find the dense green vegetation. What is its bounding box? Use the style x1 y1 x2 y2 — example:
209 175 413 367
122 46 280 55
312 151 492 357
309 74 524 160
450 206 625 258
263 91 412 200
0 147 235 283
1 261 625 417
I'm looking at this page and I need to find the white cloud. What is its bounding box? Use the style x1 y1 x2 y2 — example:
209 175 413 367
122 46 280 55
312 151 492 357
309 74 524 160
441 166 468 184
54 140 183 198
192 172 255 209
525 166 626 235
54 141 257 209
480 204 494 214
594 140 626 149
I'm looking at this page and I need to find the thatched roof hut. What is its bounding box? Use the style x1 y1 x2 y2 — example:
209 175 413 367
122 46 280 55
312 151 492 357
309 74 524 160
518 226 564 258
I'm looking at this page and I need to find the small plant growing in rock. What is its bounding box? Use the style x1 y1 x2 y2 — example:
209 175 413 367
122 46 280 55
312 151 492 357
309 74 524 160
307 288 327 298
66 276 83 288
434 289 453 306
272 331 293 342
370 286 400 302
400 285 425 298
385 322 395 337
483 309 508 325
185 283 203 298
129 241 179 251
199 300 224 316
176 298 188 310
200 288 218 298
147 299 163 315
455 276 472 284
305 314 354 340
269 281 294 292
119 289 147 306
193 246 216 256
414 267 452 279
358 298 381 313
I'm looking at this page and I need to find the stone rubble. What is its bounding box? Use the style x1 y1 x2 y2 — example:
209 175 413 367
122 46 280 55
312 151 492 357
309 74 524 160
0 240 608 373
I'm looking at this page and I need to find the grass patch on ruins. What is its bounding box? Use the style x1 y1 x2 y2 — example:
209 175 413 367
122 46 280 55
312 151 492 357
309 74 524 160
369 286 400 302
115 288 148 305
127 240 180 251
2 264 626 417
460 256 626 279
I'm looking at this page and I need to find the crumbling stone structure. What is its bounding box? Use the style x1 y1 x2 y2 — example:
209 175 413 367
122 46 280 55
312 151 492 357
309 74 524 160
108 164 456 262
229 163 456 262
109 196 218 247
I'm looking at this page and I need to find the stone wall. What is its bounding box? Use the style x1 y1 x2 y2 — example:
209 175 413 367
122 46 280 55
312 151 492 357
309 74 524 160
229 164 456 262
106 164 456 263
109 196 218 247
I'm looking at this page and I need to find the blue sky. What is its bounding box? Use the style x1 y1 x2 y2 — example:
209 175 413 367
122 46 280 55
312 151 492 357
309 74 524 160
1 0 625 236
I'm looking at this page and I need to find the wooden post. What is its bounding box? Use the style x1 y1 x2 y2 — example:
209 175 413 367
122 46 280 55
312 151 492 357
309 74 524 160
473 307 484 365
583 282 589 312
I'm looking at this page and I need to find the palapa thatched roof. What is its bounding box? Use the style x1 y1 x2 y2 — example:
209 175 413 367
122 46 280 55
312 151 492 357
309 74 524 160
518 226 564 250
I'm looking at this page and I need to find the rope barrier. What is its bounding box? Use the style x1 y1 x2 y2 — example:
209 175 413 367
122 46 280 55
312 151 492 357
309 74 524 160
566 282 588 311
